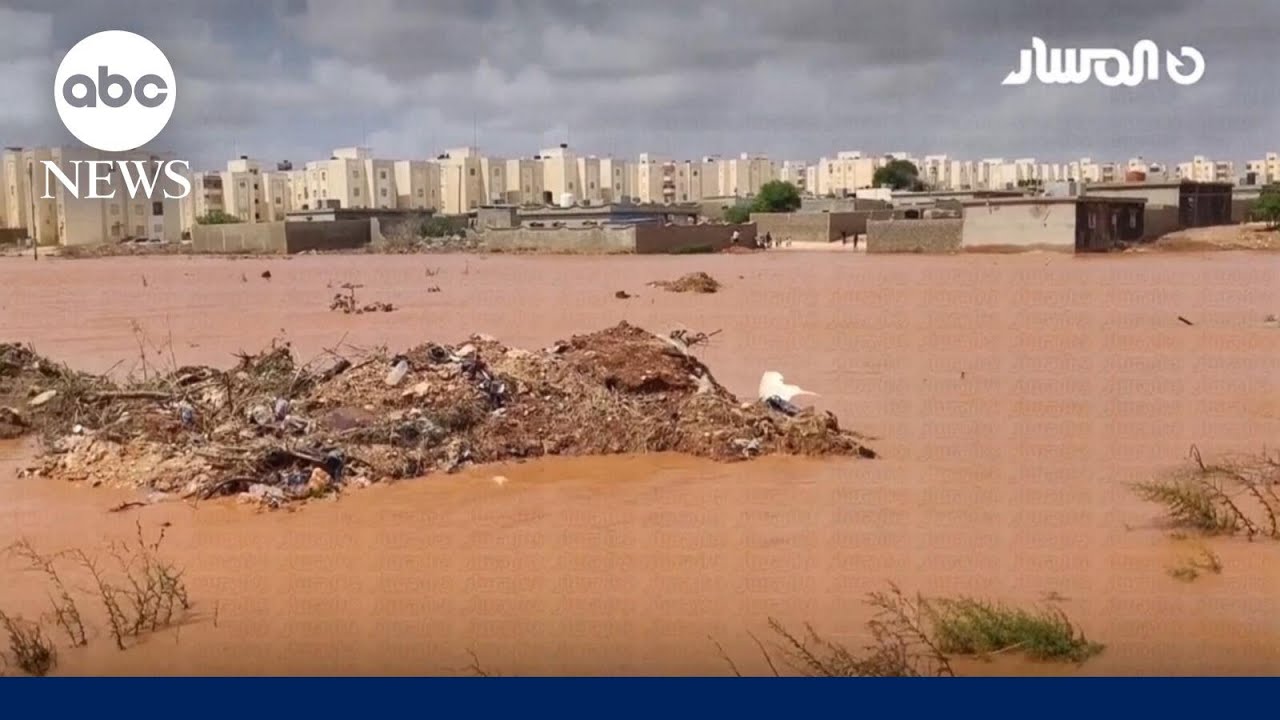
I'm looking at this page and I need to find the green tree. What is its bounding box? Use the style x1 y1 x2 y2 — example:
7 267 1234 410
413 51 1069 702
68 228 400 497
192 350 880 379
195 210 241 225
872 159 924 191
722 203 751 224
750 180 802 213
1254 191 1280 229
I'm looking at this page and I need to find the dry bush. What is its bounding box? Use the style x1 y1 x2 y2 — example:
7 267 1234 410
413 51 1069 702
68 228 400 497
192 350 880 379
649 272 722 293
1133 445 1280 540
7 540 87 647
0 612 57 676
1167 545 1224 583
927 597 1103 663
718 584 1102 676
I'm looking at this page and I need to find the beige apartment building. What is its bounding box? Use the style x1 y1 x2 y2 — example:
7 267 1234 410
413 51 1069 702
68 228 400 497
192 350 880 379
178 171 225 232
577 155 603 204
439 146 505 214
597 157 629 203
45 146 181 246
1246 152 1279 184
1176 155 1234 183
393 160 441 210
3 147 31 232
538 145 580 204
718 153 775 197
778 160 808 193
504 158 544 206
815 151 878 196
631 153 666 204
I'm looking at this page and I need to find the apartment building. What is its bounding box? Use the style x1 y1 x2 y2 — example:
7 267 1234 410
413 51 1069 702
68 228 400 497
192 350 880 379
576 155 603 204
718 153 775 197
631 153 666 204
778 160 808 193
597 157 629 203
393 160 441 210
1246 152 1279 184
45 146 182 246
221 157 264 223
178 171 225 232
439 146 504 214
815 151 879 196
538 145 580 204
504 158 544 205
1176 155 1234 183
3 147 31 232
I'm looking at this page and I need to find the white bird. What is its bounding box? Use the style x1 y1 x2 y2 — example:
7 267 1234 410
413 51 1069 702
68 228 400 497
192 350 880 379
758 371 817 402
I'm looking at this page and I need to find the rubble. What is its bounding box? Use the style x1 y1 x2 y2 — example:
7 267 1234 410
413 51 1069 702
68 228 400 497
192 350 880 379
2 322 875 508
649 272 722 294
329 283 397 314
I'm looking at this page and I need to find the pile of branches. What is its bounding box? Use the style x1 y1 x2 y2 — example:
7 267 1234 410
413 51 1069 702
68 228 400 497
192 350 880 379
5 322 875 507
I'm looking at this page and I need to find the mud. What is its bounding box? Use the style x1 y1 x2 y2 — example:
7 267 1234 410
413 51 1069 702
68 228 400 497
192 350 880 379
1 251 1279 675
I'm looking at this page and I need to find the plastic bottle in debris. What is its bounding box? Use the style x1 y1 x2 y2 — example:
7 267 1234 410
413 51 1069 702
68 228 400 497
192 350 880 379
384 359 410 386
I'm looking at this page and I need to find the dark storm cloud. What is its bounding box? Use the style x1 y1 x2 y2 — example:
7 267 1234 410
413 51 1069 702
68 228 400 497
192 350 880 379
0 0 1276 168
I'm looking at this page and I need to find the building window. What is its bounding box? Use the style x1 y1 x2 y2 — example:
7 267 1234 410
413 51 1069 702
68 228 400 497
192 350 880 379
493 167 499 176
380 188 387 198
589 182 595 190
469 168 476 177
417 189 424 197
239 181 246 188
1129 210 1137 229
353 170 359 178
379 170 387 180
321 171 327 181
253 183 259 190
152 202 163 215
354 188 360 197
135 225 144 235
134 204 144 216
274 197 281 205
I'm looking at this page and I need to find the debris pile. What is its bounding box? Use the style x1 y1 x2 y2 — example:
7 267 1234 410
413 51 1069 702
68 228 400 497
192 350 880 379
328 283 397 314
649 272 722 294
3 322 873 507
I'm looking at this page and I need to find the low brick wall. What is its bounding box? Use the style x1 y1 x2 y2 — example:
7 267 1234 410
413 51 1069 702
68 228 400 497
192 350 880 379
634 222 754 253
191 222 287 253
481 226 636 253
286 219 371 253
866 218 963 253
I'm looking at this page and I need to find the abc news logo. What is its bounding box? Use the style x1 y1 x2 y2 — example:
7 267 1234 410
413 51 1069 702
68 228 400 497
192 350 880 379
44 31 191 200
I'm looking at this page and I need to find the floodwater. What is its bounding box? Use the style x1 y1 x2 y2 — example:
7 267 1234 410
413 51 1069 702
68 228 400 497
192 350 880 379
1 251 1279 675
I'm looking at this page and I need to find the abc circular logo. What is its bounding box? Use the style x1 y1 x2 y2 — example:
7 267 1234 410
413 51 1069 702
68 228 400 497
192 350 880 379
54 31 176 152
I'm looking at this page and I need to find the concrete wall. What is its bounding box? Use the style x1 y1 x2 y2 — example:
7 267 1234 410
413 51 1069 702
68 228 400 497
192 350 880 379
867 219 963 253
191 222 286 253
1087 185 1180 206
961 202 1075 249
481 226 636 253
751 212 829 243
1231 197 1258 223
285 219 371 253
634 223 755 253
1143 205 1181 240
800 197 891 213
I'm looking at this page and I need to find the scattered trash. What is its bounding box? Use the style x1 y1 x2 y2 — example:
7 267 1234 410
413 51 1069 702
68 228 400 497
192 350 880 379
176 400 196 427
427 286 442 293
0 406 27 439
385 358 410 386
329 282 398 314
261 270 272 279
491 475 509 487
1177 316 1194 326
3 323 875 507
648 272 722 294
28 389 57 407
758 372 816 403
615 290 632 299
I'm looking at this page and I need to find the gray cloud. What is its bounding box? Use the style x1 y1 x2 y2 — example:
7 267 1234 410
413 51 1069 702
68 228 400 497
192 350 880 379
0 0 1276 169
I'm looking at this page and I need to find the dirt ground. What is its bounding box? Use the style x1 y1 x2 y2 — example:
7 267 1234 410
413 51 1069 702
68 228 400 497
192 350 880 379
1 251 1279 675
1149 222 1280 251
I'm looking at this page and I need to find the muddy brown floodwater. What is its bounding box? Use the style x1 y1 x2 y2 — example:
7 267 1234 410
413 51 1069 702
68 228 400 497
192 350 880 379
2 251 1279 675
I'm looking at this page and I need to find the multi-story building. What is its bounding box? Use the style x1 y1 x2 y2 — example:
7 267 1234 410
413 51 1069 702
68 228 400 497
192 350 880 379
815 151 879 196
439 146 504 214
718 153 775 197
1176 155 1234 183
576 155 603 204
778 160 808 193
1245 152 1279 185
3 147 31 232
504 158 544 205
597 157 629 203
178 171 225 232
45 146 181 246
631 153 666 204
221 157 264 223
393 160 441 210
538 145 580 204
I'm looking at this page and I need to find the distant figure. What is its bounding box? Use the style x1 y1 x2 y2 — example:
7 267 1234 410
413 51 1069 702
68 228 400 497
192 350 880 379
764 232 773 248
730 229 740 245
853 234 859 249
840 231 847 246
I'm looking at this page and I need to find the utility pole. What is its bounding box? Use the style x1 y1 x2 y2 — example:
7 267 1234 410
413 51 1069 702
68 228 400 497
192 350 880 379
27 161 37 261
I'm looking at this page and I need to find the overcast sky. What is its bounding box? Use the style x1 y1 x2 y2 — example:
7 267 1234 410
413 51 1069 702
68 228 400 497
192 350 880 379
1 0 1276 170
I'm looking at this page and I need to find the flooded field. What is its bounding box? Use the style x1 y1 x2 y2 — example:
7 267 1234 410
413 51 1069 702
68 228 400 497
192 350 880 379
2 251 1279 675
